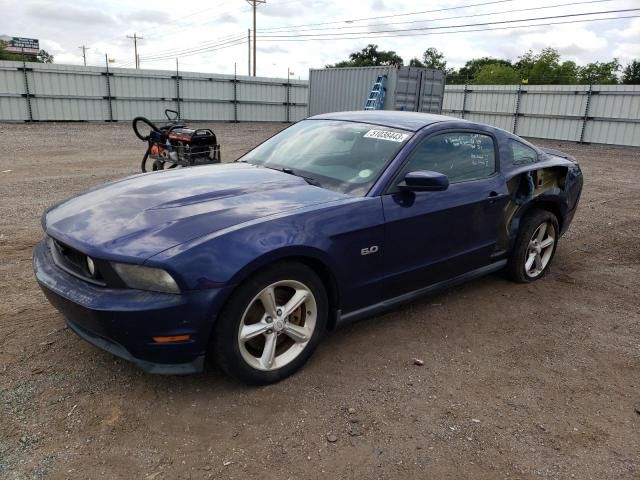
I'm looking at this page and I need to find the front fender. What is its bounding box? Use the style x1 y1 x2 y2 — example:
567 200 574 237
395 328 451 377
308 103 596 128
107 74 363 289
147 197 385 315
226 244 340 290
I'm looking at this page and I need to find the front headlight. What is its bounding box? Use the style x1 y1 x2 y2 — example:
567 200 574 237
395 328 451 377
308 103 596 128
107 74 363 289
111 263 180 294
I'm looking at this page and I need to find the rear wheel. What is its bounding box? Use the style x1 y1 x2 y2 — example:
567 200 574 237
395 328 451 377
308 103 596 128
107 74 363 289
212 262 327 384
507 209 559 283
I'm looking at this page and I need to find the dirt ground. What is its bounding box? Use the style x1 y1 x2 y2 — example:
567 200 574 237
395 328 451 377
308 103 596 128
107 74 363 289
0 122 638 480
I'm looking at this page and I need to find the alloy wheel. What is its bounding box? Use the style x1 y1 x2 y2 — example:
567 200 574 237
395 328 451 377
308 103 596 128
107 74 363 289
237 280 317 371
525 221 556 278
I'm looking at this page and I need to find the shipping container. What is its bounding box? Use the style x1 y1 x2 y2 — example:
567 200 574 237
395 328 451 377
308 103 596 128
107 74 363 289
307 66 446 116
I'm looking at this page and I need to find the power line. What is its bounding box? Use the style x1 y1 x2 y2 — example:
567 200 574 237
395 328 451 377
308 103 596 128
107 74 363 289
130 32 246 61
119 37 249 67
259 0 619 34
256 8 640 38
134 2 618 63
256 13 640 42
258 0 516 32
117 13 637 68
135 34 247 62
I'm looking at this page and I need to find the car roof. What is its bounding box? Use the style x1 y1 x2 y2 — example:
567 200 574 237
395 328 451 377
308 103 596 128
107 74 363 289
307 111 470 132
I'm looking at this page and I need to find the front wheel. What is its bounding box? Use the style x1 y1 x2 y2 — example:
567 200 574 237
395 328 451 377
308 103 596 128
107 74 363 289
507 209 559 283
211 262 327 384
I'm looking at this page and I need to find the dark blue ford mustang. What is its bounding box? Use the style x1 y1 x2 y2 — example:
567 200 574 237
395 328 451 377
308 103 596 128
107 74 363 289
34 111 583 383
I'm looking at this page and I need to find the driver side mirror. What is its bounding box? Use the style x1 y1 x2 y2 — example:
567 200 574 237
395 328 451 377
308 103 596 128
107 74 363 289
398 170 449 192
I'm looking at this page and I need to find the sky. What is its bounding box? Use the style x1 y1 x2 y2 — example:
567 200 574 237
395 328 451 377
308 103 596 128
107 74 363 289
1 0 639 79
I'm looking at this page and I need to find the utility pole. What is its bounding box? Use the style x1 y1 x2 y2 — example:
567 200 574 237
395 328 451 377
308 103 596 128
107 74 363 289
247 28 251 76
126 33 143 69
78 45 89 66
245 0 266 76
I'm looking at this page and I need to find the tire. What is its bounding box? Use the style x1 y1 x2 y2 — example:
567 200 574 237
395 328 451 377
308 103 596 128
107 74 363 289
211 261 328 384
507 209 559 283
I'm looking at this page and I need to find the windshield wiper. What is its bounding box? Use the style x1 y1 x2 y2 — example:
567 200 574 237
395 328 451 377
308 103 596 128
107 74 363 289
255 164 322 187
281 168 322 187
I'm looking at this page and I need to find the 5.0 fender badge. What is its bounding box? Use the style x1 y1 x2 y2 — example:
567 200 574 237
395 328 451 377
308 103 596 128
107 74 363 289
360 245 379 256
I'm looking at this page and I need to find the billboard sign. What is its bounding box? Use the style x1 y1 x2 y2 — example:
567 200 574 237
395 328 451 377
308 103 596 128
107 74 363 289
2 36 40 55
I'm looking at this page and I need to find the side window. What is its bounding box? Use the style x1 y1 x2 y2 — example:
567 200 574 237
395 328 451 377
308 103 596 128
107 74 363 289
511 140 538 165
396 132 496 185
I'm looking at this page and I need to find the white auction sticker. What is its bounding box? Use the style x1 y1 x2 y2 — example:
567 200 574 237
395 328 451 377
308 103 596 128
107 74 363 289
363 129 409 143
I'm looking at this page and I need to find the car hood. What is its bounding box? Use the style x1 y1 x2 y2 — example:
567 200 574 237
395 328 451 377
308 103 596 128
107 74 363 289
44 163 347 261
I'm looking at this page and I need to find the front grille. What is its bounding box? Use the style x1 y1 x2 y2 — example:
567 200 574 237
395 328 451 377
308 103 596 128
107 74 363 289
48 237 106 286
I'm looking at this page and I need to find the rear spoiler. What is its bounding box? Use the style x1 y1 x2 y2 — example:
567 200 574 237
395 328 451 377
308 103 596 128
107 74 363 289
538 147 577 163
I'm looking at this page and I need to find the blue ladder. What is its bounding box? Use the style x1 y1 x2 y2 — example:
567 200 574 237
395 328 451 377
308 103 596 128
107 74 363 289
364 75 387 110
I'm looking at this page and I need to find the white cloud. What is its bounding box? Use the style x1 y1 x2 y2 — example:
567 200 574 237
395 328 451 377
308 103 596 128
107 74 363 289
3 0 639 77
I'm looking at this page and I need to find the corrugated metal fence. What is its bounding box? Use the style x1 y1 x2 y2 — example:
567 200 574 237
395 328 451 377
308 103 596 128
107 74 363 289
0 60 308 122
1 60 639 147
443 84 640 147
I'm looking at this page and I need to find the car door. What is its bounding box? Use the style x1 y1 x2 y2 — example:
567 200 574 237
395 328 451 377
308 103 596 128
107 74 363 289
382 130 509 299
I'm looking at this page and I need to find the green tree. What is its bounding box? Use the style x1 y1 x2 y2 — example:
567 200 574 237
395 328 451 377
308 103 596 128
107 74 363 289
473 63 521 84
408 57 425 67
516 48 563 84
420 47 447 70
622 60 640 84
0 40 24 61
447 57 513 83
578 59 620 84
556 60 580 84
327 44 403 68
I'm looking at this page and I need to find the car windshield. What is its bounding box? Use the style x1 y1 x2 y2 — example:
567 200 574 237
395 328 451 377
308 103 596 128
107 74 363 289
239 119 412 196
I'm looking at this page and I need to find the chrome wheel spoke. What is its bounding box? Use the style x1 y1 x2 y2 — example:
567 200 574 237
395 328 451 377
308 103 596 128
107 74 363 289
534 253 543 271
259 286 278 318
260 333 277 369
240 322 269 342
282 288 309 317
283 323 310 343
540 236 554 249
525 252 536 271
536 223 548 242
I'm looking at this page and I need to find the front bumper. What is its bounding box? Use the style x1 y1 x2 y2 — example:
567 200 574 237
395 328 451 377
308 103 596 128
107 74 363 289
33 239 228 375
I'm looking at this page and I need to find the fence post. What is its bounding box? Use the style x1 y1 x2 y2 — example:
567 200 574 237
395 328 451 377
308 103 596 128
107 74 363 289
104 54 114 122
232 70 239 123
285 80 291 123
512 83 523 134
579 83 593 143
461 83 468 119
20 58 33 122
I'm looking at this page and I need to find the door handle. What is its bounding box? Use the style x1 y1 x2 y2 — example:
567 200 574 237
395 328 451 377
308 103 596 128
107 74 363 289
487 191 501 205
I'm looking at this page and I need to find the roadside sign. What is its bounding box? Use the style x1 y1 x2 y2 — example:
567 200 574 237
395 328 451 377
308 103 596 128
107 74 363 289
4 37 40 55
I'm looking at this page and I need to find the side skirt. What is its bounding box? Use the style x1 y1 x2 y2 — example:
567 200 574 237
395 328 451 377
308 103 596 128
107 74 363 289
337 260 507 326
